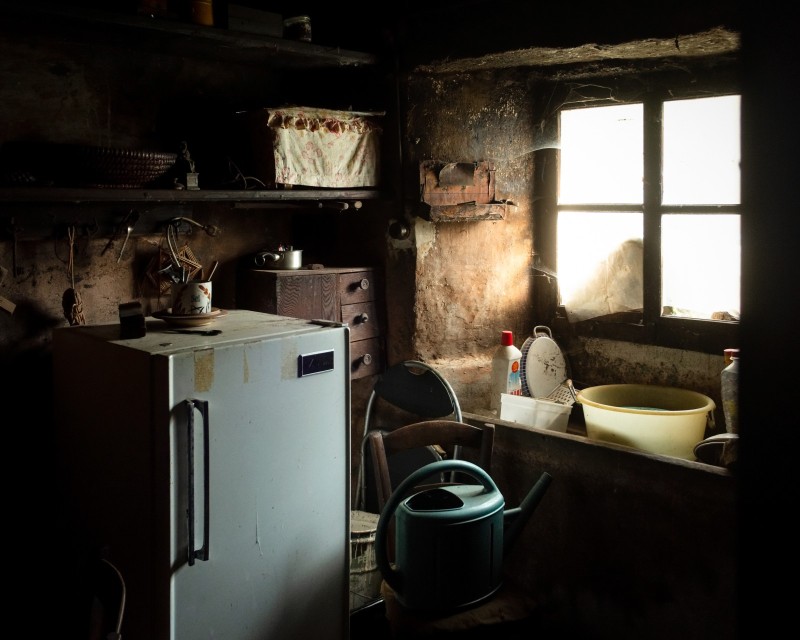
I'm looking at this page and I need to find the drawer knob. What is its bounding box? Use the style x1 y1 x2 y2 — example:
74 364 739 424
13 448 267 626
358 278 370 291
356 313 369 324
361 353 373 365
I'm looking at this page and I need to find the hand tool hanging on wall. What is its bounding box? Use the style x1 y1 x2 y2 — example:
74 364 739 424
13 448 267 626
102 208 133 257
62 225 86 326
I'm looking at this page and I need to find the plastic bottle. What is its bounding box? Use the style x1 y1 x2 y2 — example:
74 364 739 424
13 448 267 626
490 330 522 412
721 348 739 434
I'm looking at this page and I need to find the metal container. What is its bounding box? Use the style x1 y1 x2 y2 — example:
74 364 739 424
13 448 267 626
253 248 303 270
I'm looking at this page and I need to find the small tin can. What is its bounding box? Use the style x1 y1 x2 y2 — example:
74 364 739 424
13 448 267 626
283 15 312 42
190 1 214 26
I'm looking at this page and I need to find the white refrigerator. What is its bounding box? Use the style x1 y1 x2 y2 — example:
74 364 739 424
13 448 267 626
53 310 351 640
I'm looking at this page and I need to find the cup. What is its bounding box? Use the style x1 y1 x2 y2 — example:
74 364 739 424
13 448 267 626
171 280 212 315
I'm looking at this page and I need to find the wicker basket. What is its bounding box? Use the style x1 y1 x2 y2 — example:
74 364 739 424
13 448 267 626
1 142 178 188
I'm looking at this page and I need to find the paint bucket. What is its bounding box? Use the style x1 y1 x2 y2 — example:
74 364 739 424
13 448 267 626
350 510 382 610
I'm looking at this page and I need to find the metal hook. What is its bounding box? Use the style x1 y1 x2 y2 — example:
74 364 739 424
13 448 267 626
117 210 140 263
169 216 220 237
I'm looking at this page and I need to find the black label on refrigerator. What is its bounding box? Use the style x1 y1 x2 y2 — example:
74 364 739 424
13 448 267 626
298 350 335 377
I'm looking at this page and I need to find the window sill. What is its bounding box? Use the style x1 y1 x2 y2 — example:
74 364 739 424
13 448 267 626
463 409 734 475
558 310 738 356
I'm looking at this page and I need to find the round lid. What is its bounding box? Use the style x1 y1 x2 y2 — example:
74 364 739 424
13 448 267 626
350 510 379 533
520 328 567 398
723 348 740 366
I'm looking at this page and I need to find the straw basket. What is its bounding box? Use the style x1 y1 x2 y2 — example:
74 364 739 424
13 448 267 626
350 510 382 610
0 142 177 188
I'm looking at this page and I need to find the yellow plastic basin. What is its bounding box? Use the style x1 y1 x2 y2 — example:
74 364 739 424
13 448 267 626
576 384 716 460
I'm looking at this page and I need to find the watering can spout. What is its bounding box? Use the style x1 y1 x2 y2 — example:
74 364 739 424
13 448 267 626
503 471 553 556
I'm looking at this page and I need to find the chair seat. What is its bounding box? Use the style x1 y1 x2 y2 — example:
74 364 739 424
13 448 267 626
380 578 539 637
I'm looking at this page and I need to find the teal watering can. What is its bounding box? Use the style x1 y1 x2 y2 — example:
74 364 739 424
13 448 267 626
375 459 552 611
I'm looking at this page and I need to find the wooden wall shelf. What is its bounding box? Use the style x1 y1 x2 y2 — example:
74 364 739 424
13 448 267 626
0 1 379 69
0 187 383 206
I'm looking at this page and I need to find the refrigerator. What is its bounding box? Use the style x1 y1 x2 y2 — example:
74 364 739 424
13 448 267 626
53 310 351 640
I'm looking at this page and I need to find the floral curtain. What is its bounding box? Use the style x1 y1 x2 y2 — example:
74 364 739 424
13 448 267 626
266 107 382 188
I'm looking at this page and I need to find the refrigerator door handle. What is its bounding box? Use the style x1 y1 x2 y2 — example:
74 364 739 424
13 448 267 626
186 398 210 565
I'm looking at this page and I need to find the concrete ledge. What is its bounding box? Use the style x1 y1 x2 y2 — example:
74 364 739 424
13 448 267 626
462 410 737 639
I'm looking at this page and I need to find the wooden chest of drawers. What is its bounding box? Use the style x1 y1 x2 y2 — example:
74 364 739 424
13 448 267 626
237 267 385 379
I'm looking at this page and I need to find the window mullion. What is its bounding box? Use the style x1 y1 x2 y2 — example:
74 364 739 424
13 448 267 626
642 97 663 332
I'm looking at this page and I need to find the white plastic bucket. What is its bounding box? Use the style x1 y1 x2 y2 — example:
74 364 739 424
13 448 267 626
500 393 572 432
349 510 382 610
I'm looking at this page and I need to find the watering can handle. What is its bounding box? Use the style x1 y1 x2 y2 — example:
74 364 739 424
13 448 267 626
374 459 498 596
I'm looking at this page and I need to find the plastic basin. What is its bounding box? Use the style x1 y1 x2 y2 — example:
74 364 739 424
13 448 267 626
576 384 715 460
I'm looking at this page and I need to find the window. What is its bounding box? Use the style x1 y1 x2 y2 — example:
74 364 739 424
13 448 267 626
552 90 740 354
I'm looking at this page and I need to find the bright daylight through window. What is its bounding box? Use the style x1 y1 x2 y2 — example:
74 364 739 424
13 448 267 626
557 95 741 324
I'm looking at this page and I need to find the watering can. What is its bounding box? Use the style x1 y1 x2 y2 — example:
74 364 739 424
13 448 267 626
375 459 552 611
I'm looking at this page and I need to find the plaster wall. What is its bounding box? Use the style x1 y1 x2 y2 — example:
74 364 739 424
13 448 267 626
397 68 728 418
392 71 536 410
0 25 289 340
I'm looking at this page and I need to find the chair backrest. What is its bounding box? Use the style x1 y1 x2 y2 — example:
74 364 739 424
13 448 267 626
364 360 462 431
368 419 495 559
356 360 463 512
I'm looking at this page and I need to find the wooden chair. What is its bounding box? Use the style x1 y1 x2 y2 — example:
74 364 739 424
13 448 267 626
368 419 495 555
355 360 464 514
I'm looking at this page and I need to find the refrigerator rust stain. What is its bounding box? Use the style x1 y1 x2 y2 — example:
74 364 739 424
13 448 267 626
194 350 215 392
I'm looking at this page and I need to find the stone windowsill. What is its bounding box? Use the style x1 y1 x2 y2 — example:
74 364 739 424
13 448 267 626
462 408 735 475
